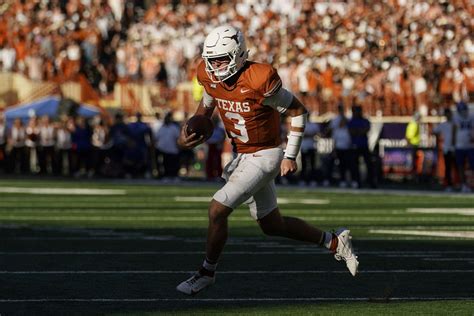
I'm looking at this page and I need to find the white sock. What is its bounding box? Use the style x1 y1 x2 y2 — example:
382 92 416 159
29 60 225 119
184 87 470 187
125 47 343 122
203 258 218 271
323 232 333 249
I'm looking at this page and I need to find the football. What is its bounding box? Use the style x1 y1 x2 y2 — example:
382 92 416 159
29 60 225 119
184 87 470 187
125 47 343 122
186 115 214 141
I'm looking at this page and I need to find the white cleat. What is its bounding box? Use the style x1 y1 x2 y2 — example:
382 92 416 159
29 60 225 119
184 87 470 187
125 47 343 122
334 228 359 276
176 273 215 295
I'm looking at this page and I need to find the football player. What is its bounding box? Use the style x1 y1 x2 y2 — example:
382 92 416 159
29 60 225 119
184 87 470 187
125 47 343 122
176 25 359 295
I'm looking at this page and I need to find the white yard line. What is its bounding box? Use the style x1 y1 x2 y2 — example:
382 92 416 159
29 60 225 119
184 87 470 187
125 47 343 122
407 208 474 216
6 234 474 243
0 297 472 303
0 270 472 274
369 229 474 239
278 198 330 205
423 258 474 261
316 187 474 198
0 216 467 221
0 251 328 255
0 251 471 256
0 187 126 195
175 197 330 205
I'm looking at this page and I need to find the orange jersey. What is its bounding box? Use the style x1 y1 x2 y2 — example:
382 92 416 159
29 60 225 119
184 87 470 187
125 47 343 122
197 60 282 153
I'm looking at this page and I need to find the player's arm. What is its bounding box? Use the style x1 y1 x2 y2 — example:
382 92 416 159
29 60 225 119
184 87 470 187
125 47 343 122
177 91 215 149
281 96 308 176
263 88 308 176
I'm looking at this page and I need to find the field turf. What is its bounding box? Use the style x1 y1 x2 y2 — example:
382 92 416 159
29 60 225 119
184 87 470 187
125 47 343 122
0 179 473 315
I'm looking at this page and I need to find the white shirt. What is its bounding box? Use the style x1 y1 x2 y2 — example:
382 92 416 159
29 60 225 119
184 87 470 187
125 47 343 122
156 123 180 154
433 121 455 153
40 125 56 147
56 129 72 150
301 121 320 152
11 126 26 147
454 114 474 149
330 116 351 150
414 77 427 94
1 48 16 71
151 119 164 148
92 126 112 149
387 65 402 94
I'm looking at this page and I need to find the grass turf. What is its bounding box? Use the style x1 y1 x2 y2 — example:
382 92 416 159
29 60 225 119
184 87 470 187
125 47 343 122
0 178 473 315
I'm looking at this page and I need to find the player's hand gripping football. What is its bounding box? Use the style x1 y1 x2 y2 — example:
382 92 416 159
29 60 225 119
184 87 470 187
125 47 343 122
280 158 297 176
177 124 204 149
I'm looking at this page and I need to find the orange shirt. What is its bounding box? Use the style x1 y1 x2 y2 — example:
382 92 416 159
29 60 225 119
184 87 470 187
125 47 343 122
440 71 454 95
197 60 282 154
321 68 334 89
14 40 27 61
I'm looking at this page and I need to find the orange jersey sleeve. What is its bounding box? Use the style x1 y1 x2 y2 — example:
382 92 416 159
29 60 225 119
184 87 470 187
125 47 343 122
196 61 282 153
246 63 283 98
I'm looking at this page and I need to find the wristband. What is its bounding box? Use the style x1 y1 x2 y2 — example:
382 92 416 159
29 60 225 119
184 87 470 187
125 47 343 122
284 130 304 159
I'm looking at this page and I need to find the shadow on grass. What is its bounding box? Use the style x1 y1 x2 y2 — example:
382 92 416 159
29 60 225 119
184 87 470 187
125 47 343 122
0 226 473 315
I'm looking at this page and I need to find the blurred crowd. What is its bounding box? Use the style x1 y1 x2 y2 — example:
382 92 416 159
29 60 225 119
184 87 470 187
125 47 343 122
0 110 228 182
0 100 472 192
0 0 473 115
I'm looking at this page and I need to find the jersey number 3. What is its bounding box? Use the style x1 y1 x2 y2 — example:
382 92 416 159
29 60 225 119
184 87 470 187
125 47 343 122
225 112 249 143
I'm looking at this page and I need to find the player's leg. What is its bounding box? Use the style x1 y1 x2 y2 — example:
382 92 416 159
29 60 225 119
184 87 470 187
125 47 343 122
258 208 359 276
176 199 232 295
252 182 359 276
257 207 325 244
177 149 281 295
251 182 328 245
205 199 233 263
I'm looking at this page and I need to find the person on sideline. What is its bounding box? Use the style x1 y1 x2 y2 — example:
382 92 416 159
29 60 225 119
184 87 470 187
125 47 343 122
453 102 474 193
433 108 456 191
405 112 422 182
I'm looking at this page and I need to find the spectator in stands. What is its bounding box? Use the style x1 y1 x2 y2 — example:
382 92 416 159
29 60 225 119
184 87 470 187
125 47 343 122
463 61 474 101
0 42 16 72
348 105 375 188
1 0 473 117
155 111 180 181
453 102 474 193
25 46 44 81
205 116 225 181
433 108 456 192
406 112 422 183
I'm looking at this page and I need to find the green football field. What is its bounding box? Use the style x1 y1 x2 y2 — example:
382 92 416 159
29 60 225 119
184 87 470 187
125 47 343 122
0 179 473 315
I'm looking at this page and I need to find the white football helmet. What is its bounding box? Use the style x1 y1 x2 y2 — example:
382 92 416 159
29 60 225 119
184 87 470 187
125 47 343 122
202 25 248 83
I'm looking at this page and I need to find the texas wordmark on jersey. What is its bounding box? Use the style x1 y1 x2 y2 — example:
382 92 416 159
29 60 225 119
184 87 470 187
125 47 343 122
197 60 283 153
